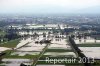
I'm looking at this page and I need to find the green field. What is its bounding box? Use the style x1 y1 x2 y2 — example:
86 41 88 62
2 50 37 59
0 30 6 36
77 43 100 47
0 65 5 66
4 54 37 59
0 39 20 48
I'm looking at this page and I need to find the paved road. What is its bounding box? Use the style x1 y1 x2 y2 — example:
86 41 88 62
68 36 93 66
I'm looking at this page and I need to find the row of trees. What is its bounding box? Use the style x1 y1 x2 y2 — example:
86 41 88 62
0 29 21 43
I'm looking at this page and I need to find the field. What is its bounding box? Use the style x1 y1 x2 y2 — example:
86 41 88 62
0 39 20 48
77 43 100 47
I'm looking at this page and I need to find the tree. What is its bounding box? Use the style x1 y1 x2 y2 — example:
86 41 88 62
84 35 87 42
78 35 82 42
71 34 75 39
94 37 97 43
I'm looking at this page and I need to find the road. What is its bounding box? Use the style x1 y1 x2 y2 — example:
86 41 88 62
68 36 93 66
32 43 50 66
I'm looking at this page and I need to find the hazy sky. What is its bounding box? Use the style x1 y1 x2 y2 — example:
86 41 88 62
0 0 100 14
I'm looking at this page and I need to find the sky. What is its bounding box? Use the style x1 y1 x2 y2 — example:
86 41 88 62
0 0 100 14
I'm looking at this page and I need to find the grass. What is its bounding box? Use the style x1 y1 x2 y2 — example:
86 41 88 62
0 65 5 66
4 54 38 59
2 50 38 59
0 31 6 36
96 38 100 40
92 60 100 66
77 44 100 47
0 39 20 48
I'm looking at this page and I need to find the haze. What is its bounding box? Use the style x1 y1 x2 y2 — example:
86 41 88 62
0 0 100 14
